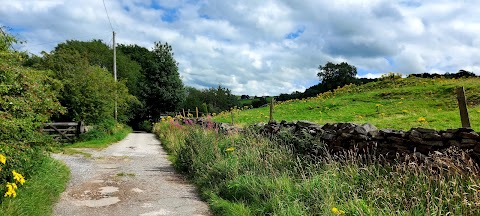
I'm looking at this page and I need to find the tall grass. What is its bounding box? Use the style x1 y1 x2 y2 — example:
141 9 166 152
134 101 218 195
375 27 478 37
154 121 480 215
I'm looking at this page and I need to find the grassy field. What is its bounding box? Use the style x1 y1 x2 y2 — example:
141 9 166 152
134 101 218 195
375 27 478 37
215 77 480 130
154 122 480 215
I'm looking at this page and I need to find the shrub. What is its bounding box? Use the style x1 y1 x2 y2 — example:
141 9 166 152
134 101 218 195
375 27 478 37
138 120 152 132
78 119 117 141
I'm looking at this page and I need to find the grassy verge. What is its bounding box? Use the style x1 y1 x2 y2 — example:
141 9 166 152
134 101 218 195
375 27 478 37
64 123 131 149
0 156 69 216
214 77 480 130
154 121 480 215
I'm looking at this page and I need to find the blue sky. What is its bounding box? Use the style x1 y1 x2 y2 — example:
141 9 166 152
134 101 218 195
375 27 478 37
1 0 480 96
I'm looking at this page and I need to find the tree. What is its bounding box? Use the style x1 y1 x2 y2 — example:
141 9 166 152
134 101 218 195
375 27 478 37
317 62 358 92
43 40 143 97
182 87 204 112
181 85 241 114
39 45 137 124
119 42 185 121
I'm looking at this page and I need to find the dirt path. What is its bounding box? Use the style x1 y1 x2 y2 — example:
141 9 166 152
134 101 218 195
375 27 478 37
52 132 210 216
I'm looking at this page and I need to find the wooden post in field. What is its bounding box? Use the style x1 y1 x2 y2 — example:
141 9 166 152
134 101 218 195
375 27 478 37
456 86 471 128
182 109 186 118
196 107 199 118
269 97 275 123
231 112 234 125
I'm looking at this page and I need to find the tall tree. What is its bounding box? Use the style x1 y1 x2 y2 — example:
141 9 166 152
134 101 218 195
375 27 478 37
181 85 240 114
119 42 185 121
317 62 358 91
39 44 136 124
42 40 143 96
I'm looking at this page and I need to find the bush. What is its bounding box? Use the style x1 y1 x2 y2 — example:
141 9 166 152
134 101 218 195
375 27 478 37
0 29 63 202
138 120 152 132
78 119 117 141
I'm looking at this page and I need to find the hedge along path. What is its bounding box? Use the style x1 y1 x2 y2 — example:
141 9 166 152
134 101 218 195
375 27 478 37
52 132 210 216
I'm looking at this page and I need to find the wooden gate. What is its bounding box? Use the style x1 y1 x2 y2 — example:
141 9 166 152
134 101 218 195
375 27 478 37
42 122 85 142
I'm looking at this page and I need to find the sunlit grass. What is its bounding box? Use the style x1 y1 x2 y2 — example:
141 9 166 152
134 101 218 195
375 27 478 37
214 77 480 130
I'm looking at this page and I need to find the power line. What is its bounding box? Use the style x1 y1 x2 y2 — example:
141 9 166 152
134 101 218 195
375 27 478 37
103 0 114 31
15 31 111 50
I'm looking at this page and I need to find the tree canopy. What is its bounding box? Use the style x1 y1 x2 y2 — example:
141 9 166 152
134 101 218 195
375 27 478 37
119 42 185 122
35 41 137 124
317 62 357 92
182 85 240 114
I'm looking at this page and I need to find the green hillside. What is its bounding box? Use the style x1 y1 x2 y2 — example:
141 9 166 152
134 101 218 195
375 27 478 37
214 76 480 130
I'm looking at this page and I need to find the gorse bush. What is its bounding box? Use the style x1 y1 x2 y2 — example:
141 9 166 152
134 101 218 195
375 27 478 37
154 120 480 215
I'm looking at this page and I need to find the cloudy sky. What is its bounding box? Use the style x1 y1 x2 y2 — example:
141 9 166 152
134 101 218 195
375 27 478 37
1 0 479 96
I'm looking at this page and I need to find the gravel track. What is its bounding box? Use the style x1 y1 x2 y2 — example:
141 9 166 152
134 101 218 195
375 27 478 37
52 132 210 216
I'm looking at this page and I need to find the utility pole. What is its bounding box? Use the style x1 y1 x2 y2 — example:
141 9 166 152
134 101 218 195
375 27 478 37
113 31 117 121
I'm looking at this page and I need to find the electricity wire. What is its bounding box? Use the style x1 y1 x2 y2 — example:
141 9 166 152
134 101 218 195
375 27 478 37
103 0 114 31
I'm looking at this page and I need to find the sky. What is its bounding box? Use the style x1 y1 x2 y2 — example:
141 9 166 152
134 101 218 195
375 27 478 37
1 0 480 96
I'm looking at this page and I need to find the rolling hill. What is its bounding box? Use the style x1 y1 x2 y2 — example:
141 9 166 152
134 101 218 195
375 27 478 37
213 76 480 131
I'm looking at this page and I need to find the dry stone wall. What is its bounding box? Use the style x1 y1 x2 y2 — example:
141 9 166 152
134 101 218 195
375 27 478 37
189 118 480 161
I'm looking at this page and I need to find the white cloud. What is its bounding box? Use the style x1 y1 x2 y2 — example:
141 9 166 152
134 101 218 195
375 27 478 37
1 0 479 96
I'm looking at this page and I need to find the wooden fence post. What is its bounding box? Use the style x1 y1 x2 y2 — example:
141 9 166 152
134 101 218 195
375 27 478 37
456 86 471 128
269 97 275 123
182 109 186 118
196 107 199 118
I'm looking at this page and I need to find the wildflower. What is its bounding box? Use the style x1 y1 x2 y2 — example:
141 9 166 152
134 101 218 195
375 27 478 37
225 147 235 152
357 115 363 119
12 170 25 185
402 110 408 113
375 104 383 107
4 182 17 198
331 207 345 215
380 113 385 117
0 154 6 164
417 117 427 123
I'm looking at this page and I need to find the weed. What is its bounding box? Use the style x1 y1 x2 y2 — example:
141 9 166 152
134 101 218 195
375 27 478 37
116 172 135 177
